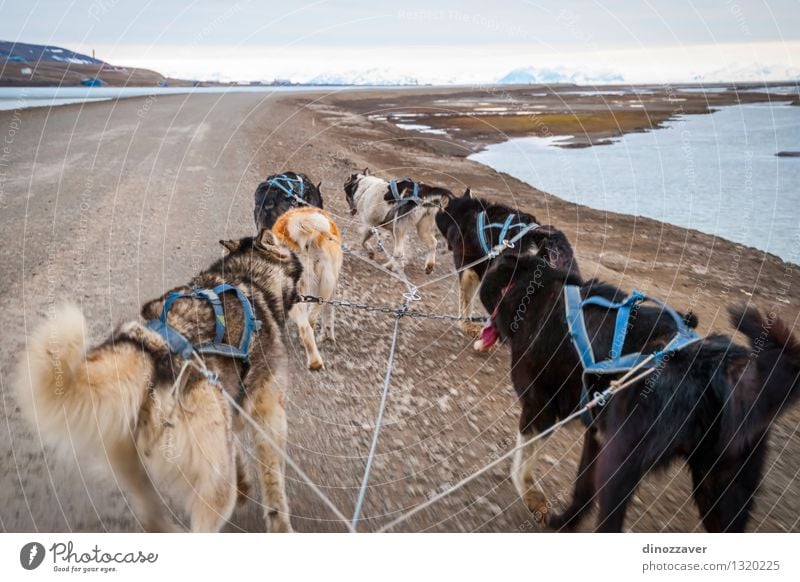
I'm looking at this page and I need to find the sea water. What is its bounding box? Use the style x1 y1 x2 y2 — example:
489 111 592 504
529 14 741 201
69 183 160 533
471 103 800 263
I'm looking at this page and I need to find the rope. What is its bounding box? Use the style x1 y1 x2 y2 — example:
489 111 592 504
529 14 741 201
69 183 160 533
415 239 512 291
186 354 357 533
377 362 658 533
350 298 409 529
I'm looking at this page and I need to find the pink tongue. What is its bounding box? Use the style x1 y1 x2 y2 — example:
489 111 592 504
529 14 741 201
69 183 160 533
473 321 500 351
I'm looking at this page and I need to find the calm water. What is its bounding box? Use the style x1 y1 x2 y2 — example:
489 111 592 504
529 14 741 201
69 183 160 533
0 85 360 111
471 103 800 263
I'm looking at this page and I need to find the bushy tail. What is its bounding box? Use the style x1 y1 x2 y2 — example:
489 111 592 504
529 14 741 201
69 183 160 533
14 305 146 459
287 210 340 249
724 304 800 446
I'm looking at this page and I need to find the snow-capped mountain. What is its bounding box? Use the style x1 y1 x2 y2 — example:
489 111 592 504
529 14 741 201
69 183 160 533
690 64 800 83
305 68 420 86
498 66 624 85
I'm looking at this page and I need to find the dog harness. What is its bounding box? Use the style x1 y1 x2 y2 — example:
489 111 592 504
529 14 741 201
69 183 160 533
476 210 540 256
388 179 421 206
564 285 700 425
146 283 260 402
265 173 306 205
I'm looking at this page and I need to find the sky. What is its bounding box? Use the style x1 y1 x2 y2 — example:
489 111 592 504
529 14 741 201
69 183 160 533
1 0 798 83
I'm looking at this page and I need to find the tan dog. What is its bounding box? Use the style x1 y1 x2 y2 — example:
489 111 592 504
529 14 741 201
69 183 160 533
272 207 343 370
14 231 302 532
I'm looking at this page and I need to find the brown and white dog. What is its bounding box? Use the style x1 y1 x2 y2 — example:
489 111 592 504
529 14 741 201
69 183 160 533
343 169 452 274
272 207 343 370
14 230 301 532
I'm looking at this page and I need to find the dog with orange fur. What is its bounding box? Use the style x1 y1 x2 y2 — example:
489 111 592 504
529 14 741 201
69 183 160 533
272 207 343 370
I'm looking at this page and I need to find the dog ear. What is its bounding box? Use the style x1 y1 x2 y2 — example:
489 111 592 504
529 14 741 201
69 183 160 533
219 239 241 254
363 167 370 176
439 195 450 210
462 187 472 198
257 228 277 248
255 228 291 261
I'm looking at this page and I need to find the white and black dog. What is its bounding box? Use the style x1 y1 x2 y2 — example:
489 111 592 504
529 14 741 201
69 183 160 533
343 169 452 274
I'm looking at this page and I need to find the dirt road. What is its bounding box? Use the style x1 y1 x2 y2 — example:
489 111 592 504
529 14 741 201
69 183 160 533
1 89 798 532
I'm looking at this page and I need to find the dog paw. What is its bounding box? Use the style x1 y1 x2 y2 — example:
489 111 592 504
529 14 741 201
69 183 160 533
523 490 550 525
547 511 574 531
425 263 434 274
461 322 483 338
308 359 325 371
266 511 293 533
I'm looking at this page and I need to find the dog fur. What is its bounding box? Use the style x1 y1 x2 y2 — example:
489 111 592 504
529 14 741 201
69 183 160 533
343 168 451 274
479 253 799 532
14 230 302 533
254 171 324 230
435 187 581 338
271 207 343 370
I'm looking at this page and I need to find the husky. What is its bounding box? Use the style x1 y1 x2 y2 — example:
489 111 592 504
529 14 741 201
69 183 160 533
254 172 324 230
14 230 302 533
480 252 799 532
272 207 343 370
435 187 581 339
343 169 452 274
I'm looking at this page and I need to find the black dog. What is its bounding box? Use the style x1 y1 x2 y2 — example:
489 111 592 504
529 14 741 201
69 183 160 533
254 172 324 230
480 252 800 532
435 188 580 337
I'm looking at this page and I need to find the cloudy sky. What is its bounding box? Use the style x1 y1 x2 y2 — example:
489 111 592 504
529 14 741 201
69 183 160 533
2 0 798 83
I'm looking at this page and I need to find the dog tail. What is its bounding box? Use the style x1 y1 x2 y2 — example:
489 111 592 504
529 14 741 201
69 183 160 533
286 210 340 250
14 305 148 459
724 304 800 447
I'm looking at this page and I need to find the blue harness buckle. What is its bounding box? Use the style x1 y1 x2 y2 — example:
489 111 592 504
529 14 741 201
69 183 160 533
476 210 539 256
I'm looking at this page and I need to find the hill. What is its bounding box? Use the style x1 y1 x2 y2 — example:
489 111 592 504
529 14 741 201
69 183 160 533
0 40 193 87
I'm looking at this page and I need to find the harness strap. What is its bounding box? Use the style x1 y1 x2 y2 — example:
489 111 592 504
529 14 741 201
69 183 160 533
564 285 596 426
266 173 306 203
388 179 421 205
476 210 540 256
151 283 259 361
564 284 700 427
582 290 646 360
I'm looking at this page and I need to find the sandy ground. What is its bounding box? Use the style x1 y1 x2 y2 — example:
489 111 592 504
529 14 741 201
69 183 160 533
0 88 798 533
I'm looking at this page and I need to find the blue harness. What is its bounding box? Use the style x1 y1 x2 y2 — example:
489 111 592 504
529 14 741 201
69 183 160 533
146 284 259 400
388 179 421 206
476 211 538 256
266 173 306 204
563 285 700 425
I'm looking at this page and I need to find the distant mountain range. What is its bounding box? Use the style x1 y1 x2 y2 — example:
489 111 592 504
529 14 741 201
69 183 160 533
498 66 624 85
3 40 798 88
305 68 421 86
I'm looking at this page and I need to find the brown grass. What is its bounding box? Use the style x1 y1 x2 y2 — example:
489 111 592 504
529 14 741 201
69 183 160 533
421 110 674 141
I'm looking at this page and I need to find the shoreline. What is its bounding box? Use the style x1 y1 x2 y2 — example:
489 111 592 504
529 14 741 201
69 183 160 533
318 86 798 267
465 101 800 265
